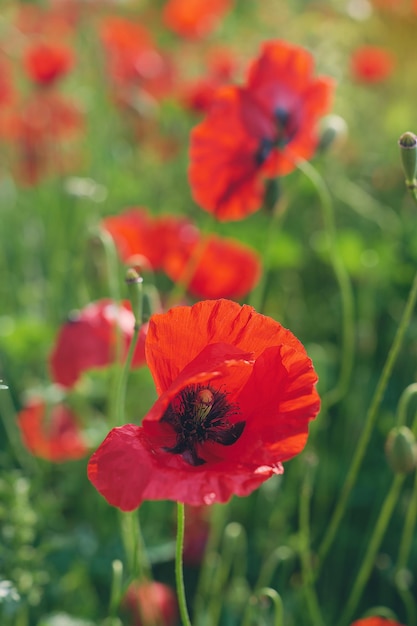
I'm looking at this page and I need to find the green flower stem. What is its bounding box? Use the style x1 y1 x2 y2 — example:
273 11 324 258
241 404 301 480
114 319 141 426
296 158 355 410
337 474 405 626
396 585 417 626
193 504 228 621
112 271 143 426
109 559 124 617
166 214 215 309
318 268 417 566
102 228 124 344
0 387 37 473
396 468 417 572
119 509 150 581
393 410 417 626
395 383 417 427
206 523 247 626
248 195 286 314
299 471 326 626
176 503 193 626
254 546 295 591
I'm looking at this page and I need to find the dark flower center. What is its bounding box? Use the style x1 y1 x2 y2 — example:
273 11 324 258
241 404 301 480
160 384 245 466
255 107 298 166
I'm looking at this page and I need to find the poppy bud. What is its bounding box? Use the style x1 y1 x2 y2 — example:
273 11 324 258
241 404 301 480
398 132 417 189
385 426 417 474
125 268 143 328
317 114 348 154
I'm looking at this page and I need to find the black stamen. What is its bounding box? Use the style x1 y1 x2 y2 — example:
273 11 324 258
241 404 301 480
161 383 245 466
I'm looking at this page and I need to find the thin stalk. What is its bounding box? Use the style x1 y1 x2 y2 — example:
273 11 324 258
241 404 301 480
193 504 228 621
299 471 326 626
395 383 417 427
205 523 246 626
108 559 124 617
0 387 38 473
114 321 140 426
318 269 417 566
396 468 417 571
242 588 284 626
248 195 287 314
296 158 355 410
175 503 193 626
337 474 405 626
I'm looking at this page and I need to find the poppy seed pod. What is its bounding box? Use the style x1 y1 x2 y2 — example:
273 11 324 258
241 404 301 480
317 115 348 154
398 131 417 188
385 426 417 474
125 268 143 327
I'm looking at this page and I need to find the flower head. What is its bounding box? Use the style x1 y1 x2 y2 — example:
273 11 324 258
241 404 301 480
18 398 88 462
24 41 74 87
102 207 197 271
350 45 395 84
350 618 405 626
164 233 261 299
163 0 233 39
99 17 175 102
88 299 320 509
189 40 334 221
123 581 178 626
49 299 147 389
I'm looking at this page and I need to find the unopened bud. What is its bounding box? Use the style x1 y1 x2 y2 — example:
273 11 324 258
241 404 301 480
398 132 417 188
125 268 143 327
385 426 417 474
317 115 348 154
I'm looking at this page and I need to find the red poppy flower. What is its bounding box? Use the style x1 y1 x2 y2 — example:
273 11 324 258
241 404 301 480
181 48 237 114
350 46 395 84
102 207 198 271
164 233 261 299
350 618 404 626
123 581 178 626
99 17 175 102
49 300 147 389
0 92 83 185
0 56 15 108
15 4 74 39
163 0 233 39
18 398 88 462
88 299 320 509
24 41 74 87
189 40 334 221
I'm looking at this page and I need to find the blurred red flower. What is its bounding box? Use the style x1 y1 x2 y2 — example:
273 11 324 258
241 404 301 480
99 16 175 102
102 207 197 271
351 618 404 626
88 299 320 509
49 300 147 389
181 48 237 114
164 233 261 299
123 581 178 626
0 92 83 185
15 4 75 38
0 56 15 108
103 207 260 299
18 398 88 462
24 41 74 87
189 40 334 221
350 46 395 84
163 0 233 38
